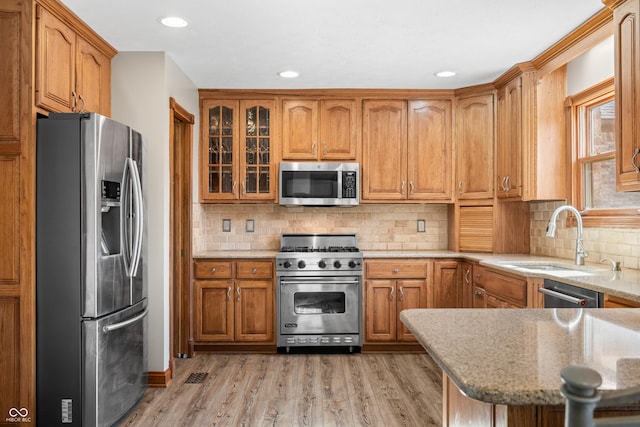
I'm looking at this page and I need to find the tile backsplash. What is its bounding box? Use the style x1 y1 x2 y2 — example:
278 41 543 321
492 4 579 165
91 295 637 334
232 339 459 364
530 201 640 269
193 201 640 269
192 203 449 253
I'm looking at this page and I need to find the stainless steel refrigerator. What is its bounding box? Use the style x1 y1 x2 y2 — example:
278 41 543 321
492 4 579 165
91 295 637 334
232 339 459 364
36 113 147 426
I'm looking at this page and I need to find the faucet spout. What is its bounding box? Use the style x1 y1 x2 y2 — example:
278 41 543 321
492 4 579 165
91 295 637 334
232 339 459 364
546 205 588 266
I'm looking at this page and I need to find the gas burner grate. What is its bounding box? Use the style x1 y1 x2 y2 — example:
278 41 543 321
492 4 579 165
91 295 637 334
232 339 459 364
185 372 208 384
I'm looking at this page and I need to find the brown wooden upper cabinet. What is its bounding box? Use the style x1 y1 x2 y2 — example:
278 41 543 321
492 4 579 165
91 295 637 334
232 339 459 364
362 99 453 202
495 64 566 201
455 93 495 200
281 99 357 160
606 0 640 191
36 5 113 115
200 99 277 202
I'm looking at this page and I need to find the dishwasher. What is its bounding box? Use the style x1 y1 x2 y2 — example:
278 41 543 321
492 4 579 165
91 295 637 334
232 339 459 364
539 279 603 308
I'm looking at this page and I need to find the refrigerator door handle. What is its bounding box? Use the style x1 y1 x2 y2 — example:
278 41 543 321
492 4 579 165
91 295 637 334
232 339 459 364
128 158 144 277
102 308 148 333
121 158 143 278
121 159 134 277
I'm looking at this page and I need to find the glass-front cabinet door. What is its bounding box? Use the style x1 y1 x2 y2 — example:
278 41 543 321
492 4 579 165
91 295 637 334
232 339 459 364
200 99 275 202
240 100 275 200
201 100 239 201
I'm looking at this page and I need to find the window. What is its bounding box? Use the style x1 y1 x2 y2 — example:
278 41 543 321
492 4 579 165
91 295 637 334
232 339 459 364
570 78 640 227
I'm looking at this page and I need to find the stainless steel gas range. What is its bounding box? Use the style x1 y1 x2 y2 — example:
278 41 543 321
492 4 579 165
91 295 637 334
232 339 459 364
276 233 363 352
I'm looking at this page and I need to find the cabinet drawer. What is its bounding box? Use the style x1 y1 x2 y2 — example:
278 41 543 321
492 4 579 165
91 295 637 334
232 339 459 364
366 261 428 279
472 265 487 286
194 261 233 279
236 261 273 279
483 270 527 306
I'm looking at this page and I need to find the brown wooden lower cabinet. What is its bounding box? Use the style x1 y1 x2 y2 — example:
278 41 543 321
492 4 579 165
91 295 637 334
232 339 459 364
443 374 640 426
604 294 640 308
193 259 274 348
364 259 428 345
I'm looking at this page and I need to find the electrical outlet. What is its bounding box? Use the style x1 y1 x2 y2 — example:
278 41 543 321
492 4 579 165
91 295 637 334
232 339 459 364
417 219 426 233
222 219 231 232
246 219 255 232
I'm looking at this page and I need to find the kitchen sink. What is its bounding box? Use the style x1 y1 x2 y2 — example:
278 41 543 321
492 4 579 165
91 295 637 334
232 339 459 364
498 263 594 277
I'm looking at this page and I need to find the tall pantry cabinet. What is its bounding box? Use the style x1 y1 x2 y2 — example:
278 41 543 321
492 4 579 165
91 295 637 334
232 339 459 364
0 0 115 422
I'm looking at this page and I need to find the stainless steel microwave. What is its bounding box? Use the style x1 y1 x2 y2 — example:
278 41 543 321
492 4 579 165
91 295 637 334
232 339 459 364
279 162 359 206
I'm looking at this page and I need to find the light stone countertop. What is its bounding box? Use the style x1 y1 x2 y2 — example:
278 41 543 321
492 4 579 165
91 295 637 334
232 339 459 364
193 250 640 301
400 308 640 406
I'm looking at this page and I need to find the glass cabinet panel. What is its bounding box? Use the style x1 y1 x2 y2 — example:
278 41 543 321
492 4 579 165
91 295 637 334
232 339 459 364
200 98 275 202
241 100 274 198
203 102 237 199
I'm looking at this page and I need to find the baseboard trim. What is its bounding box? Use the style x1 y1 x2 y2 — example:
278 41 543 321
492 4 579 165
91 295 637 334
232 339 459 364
148 367 172 388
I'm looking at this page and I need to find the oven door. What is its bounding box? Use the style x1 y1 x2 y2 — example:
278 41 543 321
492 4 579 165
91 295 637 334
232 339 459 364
279 276 360 335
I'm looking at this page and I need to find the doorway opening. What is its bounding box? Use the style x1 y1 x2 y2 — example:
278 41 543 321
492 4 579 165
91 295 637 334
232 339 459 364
169 98 194 368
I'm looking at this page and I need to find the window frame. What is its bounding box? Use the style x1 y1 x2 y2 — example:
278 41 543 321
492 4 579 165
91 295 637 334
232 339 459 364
568 77 640 228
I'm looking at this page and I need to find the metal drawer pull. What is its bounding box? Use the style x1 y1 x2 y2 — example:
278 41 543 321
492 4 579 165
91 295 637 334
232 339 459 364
103 309 148 333
252 268 257 274
226 286 231 301
399 287 404 301
464 269 470 284
210 267 216 273
633 147 640 173
389 286 394 301
393 268 400 273
236 287 241 302
538 287 587 306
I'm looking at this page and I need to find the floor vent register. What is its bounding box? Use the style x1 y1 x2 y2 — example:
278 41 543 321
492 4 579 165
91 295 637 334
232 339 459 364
185 372 208 384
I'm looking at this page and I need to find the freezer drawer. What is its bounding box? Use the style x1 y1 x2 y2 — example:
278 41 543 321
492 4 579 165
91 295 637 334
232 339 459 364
83 300 148 426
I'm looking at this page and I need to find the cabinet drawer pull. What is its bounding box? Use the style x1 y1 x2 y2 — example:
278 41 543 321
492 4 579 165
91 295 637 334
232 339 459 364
401 181 406 195
409 181 415 195
458 181 463 194
71 91 77 112
236 287 241 302
398 286 404 301
633 148 640 173
464 269 470 284
210 267 216 273
251 268 257 274
226 286 232 301
474 273 480 279
389 286 394 301
78 94 86 113
393 268 400 273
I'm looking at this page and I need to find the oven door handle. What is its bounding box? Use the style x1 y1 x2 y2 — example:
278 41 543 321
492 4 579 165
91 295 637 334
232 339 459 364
280 280 359 286
538 287 587 306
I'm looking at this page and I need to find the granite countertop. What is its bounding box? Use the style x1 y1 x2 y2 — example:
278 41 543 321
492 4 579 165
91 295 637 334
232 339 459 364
192 250 640 301
400 308 640 406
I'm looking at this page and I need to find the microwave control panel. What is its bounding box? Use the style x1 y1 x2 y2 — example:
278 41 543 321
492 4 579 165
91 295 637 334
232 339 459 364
342 171 357 198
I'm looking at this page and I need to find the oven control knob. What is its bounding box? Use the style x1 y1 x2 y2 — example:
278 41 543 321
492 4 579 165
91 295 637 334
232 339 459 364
333 260 342 269
318 260 327 269
348 260 358 268
283 261 292 269
297 260 306 269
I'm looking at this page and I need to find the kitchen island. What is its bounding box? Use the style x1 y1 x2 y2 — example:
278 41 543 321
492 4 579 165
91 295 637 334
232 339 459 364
400 308 640 426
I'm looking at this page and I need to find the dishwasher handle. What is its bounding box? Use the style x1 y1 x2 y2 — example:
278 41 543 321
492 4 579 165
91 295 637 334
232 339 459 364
538 287 588 306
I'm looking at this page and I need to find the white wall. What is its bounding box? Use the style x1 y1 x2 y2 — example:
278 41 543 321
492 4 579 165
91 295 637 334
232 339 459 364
111 52 198 373
566 35 614 95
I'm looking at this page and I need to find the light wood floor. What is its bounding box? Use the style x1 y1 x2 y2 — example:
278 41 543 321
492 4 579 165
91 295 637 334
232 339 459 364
118 352 443 426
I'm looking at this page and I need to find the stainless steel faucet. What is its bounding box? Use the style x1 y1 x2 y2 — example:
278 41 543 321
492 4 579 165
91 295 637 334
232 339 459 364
546 205 588 266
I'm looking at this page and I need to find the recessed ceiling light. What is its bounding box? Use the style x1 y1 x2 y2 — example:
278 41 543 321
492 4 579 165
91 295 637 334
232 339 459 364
160 16 189 28
435 70 456 78
278 70 299 78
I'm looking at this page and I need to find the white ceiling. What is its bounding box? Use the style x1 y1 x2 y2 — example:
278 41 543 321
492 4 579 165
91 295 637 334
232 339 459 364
60 0 605 90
